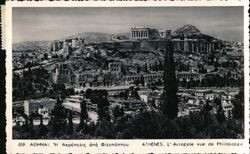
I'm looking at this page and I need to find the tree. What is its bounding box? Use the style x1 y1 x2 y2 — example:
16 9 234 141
144 63 148 72
49 97 67 137
158 60 163 70
176 116 196 138
232 93 242 120
95 90 110 121
79 99 88 129
136 65 141 73
129 111 164 138
131 87 140 100
38 114 48 138
112 105 124 119
39 114 43 125
44 53 48 60
160 118 181 139
29 115 34 126
121 64 127 75
66 111 73 135
181 78 187 87
85 89 93 99
140 75 145 86
95 119 115 139
119 90 129 100
216 99 226 123
161 41 179 119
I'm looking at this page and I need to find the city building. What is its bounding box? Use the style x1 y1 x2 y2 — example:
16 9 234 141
176 71 201 81
24 98 56 118
108 62 121 74
109 99 147 111
52 40 64 52
52 63 75 86
122 72 163 85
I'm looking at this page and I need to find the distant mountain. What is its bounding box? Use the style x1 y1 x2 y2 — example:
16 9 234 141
172 24 217 41
65 32 112 43
12 32 117 51
13 41 51 51
116 32 131 38
172 24 201 36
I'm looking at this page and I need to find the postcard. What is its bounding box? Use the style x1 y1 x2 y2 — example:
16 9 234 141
2 0 249 153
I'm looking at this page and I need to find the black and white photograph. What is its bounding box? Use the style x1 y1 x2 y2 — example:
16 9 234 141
12 7 244 140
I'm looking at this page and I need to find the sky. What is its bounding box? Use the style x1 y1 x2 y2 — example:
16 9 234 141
13 7 244 44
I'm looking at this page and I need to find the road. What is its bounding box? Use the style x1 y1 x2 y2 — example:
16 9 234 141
14 61 56 74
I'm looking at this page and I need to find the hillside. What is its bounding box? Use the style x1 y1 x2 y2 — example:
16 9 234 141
13 41 52 51
65 32 112 43
172 24 217 41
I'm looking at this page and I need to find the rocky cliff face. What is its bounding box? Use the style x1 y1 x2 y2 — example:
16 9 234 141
172 24 217 41
172 24 201 36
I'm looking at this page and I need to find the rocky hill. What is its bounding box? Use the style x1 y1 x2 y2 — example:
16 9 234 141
172 24 201 36
13 41 52 51
172 24 217 41
65 32 112 43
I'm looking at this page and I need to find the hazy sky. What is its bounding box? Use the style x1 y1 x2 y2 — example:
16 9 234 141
13 7 243 43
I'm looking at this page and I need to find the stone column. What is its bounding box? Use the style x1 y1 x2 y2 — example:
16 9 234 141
205 43 207 53
209 43 211 53
196 42 198 53
207 43 209 53
206 43 209 53
205 42 208 53
191 42 194 53
184 41 188 52
203 43 206 53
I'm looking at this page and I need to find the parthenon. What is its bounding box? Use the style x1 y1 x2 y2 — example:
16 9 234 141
131 27 150 39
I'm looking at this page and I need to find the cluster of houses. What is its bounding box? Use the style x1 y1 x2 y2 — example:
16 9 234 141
12 85 237 126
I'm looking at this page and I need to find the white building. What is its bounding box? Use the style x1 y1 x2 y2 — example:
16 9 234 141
24 98 56 118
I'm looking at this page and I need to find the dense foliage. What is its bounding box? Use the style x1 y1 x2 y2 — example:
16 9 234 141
13 108 243 139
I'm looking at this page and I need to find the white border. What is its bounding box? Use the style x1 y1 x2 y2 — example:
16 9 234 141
4 1 249 153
